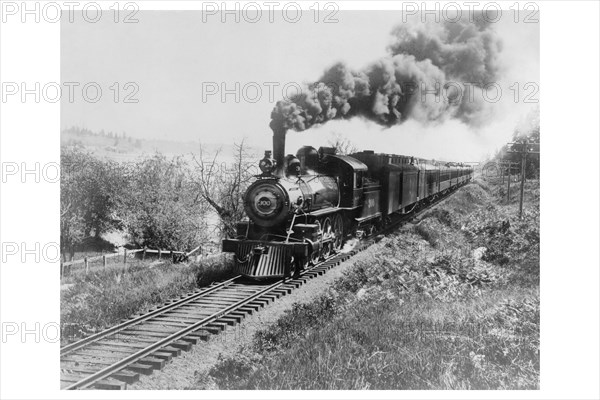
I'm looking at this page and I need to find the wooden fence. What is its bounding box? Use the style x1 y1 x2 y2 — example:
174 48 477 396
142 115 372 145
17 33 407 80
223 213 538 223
60 246 201 278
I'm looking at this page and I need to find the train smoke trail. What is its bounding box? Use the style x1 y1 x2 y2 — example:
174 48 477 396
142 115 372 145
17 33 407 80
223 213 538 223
270 14 503 136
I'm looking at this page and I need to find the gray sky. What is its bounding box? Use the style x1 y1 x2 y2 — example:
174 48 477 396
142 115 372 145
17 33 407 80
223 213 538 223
61 10 539 160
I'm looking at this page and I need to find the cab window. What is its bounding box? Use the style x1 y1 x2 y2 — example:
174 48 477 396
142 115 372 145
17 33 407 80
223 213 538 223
354 171 363 188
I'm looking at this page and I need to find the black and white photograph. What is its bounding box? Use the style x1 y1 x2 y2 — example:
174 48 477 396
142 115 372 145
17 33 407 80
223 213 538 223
0 1 599 398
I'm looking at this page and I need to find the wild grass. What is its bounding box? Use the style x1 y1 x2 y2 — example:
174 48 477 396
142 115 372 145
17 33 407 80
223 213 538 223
202 177 540 390
60 256 235 344
208 288 538 389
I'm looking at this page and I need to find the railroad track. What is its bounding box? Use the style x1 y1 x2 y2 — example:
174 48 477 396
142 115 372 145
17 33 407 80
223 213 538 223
60 247 368 390
60 182 468 390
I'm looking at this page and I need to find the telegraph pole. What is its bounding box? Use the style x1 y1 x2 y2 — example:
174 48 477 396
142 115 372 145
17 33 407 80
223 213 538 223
507 139 540 218
499 160 513 203
519 145 527 217
507 161 511 203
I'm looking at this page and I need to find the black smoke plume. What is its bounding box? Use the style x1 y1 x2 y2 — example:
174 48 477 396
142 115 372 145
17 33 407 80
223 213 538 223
270 14 503 136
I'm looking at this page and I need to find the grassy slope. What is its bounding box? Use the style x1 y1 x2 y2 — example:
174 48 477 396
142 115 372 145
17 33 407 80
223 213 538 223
203 177 540 390
60 258 235 344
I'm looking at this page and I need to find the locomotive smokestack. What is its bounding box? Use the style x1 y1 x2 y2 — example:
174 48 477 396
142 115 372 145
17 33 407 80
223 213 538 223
272 127 286 176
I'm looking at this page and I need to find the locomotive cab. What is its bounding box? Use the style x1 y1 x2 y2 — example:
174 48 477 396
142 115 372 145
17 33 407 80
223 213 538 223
321 153 367 209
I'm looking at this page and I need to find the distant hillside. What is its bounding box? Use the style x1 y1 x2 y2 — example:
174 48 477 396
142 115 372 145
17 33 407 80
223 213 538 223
61 126 262 162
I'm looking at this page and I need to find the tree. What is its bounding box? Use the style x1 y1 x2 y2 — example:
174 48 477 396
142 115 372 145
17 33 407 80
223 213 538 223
328 133 358 155
61 149 121 253
117 154 208 250
60 148 125 258
510 107 540 179
60 149 88 261
192 140 256 238
61 147 212 259
491 107 540 179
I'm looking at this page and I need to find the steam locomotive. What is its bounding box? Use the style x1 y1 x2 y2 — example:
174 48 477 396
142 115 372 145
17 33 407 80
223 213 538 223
222 131 473 279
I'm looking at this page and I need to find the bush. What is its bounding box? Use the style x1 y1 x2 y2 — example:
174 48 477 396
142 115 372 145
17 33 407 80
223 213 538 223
412 221 441 247
254 292 338 352
208 353 261 389
117 154 209 250
425 208 455 227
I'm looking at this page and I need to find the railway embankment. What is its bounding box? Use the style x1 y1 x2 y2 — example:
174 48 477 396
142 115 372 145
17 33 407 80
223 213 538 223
60 257 236 344
198 177 540 389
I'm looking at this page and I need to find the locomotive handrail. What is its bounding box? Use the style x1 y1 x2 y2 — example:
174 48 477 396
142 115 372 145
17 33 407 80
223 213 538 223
285 213 299 243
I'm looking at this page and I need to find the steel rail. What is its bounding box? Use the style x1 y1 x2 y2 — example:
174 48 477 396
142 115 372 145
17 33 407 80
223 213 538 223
60 275 242 356
64 277 290 390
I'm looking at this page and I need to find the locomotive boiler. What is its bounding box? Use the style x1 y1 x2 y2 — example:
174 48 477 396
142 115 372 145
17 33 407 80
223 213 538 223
222 129 473 279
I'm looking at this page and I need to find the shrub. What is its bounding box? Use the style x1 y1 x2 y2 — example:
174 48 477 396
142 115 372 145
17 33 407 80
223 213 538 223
412 222 441 247
254 292 338 352
117 154 209 250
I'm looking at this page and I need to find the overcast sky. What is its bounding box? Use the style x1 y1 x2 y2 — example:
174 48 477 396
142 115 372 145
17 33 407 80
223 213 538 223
61 10 539 160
